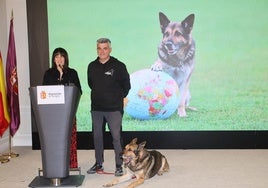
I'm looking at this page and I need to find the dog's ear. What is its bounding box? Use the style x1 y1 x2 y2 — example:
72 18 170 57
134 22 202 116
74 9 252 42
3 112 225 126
159 12 170 34
131 138 138 144
181 14 195 34
138 141 146 150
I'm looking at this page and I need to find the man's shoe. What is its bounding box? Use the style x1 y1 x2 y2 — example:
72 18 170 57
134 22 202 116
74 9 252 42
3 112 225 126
114 166 123 176
87 162 103 174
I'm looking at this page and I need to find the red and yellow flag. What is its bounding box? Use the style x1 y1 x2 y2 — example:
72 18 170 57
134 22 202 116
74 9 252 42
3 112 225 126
0 52 10 137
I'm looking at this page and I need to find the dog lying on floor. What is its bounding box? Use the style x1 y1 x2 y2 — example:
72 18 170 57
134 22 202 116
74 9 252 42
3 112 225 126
103 138 169 188
151 12 197 117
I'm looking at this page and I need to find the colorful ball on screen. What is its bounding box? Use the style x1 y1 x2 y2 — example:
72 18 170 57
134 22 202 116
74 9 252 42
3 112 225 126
125 69 179 120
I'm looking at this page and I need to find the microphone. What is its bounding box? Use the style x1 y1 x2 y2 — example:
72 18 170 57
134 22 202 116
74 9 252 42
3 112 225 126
59 64 64 71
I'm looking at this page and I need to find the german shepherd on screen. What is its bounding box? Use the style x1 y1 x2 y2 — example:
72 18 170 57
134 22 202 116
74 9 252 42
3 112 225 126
103 138 169 188
151 12 196 117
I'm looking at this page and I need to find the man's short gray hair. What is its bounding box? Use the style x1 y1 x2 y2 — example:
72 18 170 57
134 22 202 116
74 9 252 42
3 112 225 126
97 38 111 44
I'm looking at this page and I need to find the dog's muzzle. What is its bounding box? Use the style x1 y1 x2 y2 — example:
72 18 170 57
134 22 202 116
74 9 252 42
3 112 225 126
122 155 132 165
164 41 179 55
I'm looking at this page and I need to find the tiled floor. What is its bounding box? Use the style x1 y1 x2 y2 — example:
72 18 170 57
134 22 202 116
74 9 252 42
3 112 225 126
1 147 268 188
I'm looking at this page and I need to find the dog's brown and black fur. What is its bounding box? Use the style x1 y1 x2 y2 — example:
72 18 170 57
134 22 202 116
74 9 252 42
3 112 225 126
103 138 169 188
151 12 196 117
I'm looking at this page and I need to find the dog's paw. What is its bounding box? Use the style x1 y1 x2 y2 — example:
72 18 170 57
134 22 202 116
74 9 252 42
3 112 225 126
150 62 163 71
103 183 114 187
157 171 164 176
178 107 187 117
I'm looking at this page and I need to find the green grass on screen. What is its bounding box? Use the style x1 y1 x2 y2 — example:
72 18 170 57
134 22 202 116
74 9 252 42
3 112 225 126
47 0 268 131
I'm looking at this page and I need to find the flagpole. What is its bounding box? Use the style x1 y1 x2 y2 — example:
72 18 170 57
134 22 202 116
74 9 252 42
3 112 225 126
3 10 20 160
0 154 9 163
3 133 19 159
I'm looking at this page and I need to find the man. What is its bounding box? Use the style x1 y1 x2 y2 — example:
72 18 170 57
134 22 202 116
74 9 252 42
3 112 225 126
87 38 131 176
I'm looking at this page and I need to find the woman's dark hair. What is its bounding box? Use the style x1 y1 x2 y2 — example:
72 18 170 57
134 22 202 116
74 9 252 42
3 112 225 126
51 47 69 70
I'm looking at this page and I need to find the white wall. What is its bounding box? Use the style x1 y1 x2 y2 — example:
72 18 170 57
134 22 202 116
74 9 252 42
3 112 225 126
0 0 32 152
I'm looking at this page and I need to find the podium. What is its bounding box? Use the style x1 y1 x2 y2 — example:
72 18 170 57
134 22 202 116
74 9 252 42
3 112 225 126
28 86 84 187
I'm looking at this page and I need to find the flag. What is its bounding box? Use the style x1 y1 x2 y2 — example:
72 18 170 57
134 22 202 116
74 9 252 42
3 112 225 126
6 14 20 137
0 52 10 137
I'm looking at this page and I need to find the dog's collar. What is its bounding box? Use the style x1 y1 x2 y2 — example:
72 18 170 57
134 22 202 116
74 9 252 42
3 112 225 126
158 51 184 68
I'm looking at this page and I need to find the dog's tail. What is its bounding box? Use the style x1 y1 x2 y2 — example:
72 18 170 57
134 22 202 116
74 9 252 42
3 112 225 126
186 106 197 111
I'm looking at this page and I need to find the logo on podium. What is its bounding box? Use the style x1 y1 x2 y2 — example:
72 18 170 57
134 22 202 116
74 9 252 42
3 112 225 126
37 85 65 104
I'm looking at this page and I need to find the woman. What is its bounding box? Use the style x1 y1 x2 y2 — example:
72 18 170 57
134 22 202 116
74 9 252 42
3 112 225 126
43 47 82 168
